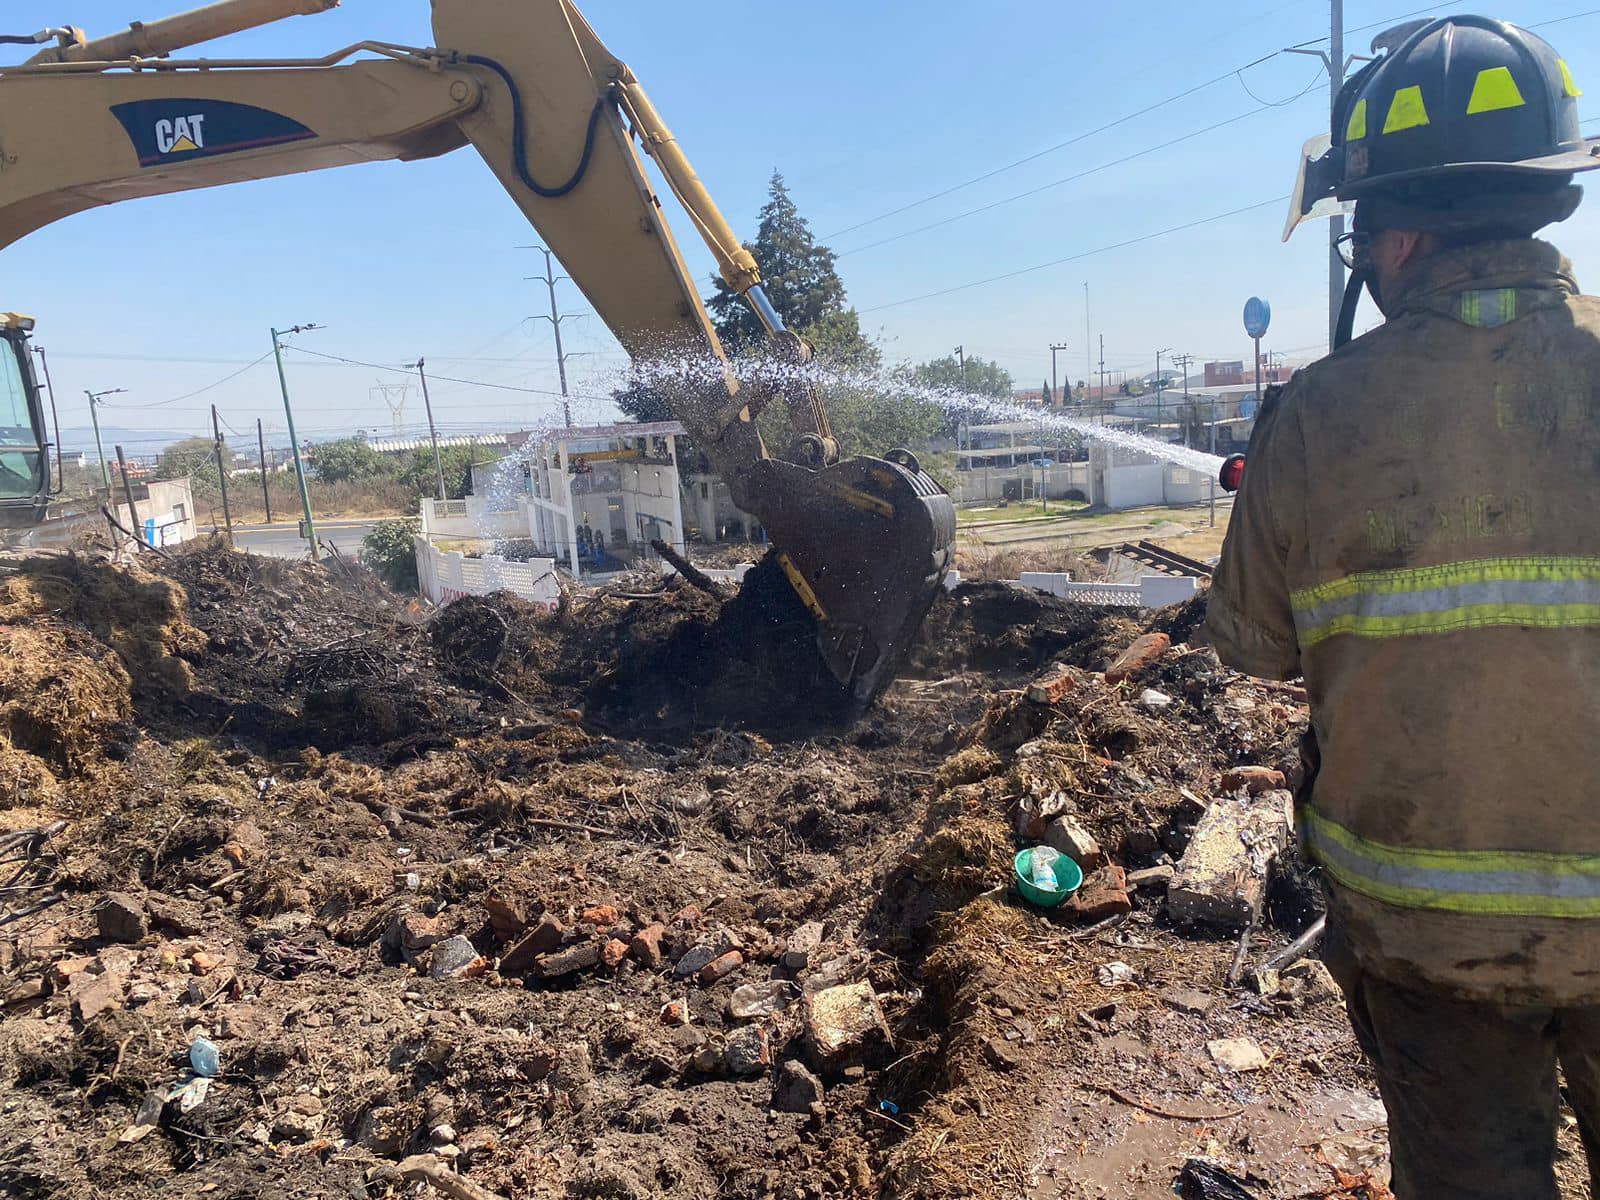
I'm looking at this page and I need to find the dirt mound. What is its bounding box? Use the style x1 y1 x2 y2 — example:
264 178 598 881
0 621 130 776
585 556 852 735
909 580 1142 679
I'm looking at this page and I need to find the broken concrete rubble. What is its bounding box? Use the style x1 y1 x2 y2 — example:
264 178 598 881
1044 814 1104 870
499 913 565 974
802 981 891 1070
94 892 147 944
1168 791 1295 927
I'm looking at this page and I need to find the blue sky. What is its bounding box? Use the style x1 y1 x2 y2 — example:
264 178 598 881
8 0 1600 454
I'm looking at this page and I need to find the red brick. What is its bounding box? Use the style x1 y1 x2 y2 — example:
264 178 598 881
579 905 620 929
600 938 629 969
697 950 744 986
1026 664 1079 705
630 922 667 970
1065 865 1132 921
1220 765 1286 795
500 914 566 974
671 904 703 926
1105 633 1171 685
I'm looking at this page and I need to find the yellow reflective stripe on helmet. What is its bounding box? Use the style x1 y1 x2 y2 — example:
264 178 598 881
1303 807 1600 918
1466 65 1527 114
1383 85 1430 133
1560 59 1583 99
1290 556 1600 646
1345 98 1368 141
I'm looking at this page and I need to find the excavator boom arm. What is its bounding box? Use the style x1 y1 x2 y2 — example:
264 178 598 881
0 0 954 705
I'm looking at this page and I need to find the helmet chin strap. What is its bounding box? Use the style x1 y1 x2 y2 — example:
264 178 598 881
1335 267 1370 350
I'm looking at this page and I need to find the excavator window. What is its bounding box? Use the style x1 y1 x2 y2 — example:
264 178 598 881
0 334 45 503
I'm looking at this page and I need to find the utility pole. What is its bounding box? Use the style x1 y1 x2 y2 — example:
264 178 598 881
256 418 273 524
114 444 140 548
1098 334 1108 424
408 358 448 501
1287 0 1347 350
1154 348 1171 442
954 345 966 391
84 387 125 493
210 404 234 545
1048 342 1070 408
522 244 577 427
32 347 62 493
1083 282 1092 401
270 323 323 561
1171 353 1194 447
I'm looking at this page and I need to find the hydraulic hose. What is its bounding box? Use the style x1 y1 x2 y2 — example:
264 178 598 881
462 54 608 199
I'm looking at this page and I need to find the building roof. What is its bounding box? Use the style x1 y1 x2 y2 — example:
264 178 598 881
545 420 686 440
364 433 514 454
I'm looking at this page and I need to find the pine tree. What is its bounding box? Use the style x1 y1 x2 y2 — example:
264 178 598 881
1042 378 1053 407
705 172 870 363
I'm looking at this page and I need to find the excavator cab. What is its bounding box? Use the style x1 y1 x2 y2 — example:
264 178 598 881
0 315 50 528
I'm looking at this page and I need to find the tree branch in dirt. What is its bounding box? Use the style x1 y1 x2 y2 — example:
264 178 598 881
391 1154 510 1200
650 538 723 597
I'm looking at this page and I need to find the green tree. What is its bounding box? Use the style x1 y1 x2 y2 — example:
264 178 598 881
155 437 220 485
705 172 873 364
1042 378 1053 407
399 445 479 499
612 377 671 424
912 354 1013 399
361 518 420 592
310 436 389 484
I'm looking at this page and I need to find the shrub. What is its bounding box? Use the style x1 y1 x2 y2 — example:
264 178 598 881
360 518 421 592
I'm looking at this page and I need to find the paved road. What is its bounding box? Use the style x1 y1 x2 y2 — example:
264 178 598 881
230 519 382 560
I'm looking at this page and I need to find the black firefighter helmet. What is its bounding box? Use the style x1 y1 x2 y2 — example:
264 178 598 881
1286 15 1599 243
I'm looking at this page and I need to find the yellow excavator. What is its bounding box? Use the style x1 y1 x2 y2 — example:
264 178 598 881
0 0 956 705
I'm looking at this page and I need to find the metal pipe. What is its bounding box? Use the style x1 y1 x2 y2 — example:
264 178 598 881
745 285 786 336
30 0 338 64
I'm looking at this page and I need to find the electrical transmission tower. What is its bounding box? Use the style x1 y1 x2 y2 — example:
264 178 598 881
371 381 411 436
520 244 581 427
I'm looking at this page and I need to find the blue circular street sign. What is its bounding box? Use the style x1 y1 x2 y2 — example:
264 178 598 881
1243 296 1272 339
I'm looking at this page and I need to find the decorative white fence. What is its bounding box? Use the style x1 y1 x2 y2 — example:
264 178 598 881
414 537 561 610
1017 571 1199 609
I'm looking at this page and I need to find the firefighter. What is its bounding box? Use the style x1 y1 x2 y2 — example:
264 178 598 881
1205 17 1600 1199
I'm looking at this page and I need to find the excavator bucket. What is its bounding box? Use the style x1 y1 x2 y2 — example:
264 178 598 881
748 450 956 708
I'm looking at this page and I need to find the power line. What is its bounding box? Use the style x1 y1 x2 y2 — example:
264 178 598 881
100 350 275 408
859 196 1287 314
820 49 1286 241
1527 8 1600 28
283 344 608 402
839 96 1316 258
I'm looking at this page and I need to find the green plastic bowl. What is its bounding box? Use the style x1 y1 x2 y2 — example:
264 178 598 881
1013 847 1084 907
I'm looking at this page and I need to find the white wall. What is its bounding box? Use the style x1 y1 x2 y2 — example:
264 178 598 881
420 495 526 540
414 538 561 610
1016 571 1199 608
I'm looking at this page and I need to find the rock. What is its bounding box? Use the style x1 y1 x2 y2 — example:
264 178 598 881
289 1093 324 1117
630 922 667 970
772 1059 825 1116
1105 632 1171 684
1168 792 1294 928
697 950 744 986
428 935 484 980
1163 987 1216 1015
1026 663 1079 705
674 944 718 978
1064 866 1132 921
95 893 147 944
222 820 266 866
660 999 690 1025
126 980 160 1006
579 905 619 929
51 957 95 986
1126 864 1176 890
1044 815 1104 871
1207 1036 1268 1072
671 904 703 926
428 1123 457 1146
782 922 824 971
146 893 206 936
802 982 891 1069
600 938 630 969
982 1035 1021 1072
272 1106 325 1143
536 940 601 979
190 950 224 976
386 911 443 959
69 969 125 1021
500 914 566 974
729 979 799 1020
3 977 45 1008
1220 765 1287 795
482 895 529 941
1279 959 1342 1005
1138 688 1173 711
359 1106 412 1155
1011 789 1073 842
724 1024 771 1076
